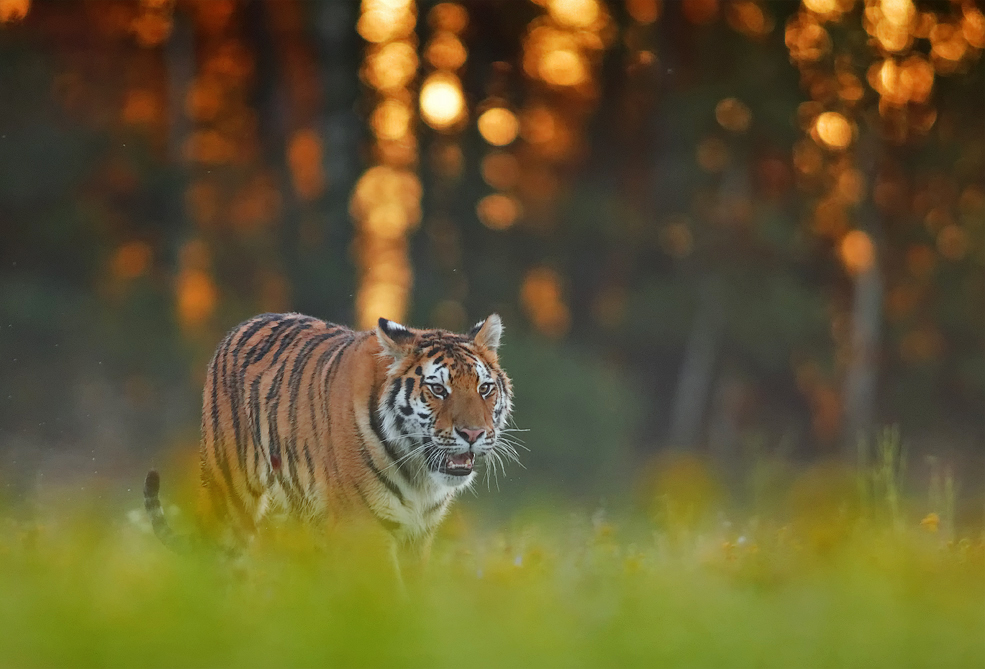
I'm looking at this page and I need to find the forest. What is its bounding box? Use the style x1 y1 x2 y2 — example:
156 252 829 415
0 0 983 666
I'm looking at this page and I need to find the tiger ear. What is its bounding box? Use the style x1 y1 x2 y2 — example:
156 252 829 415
377 318 415 360
468 313 502 351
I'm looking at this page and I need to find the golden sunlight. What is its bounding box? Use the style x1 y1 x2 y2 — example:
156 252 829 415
357 0 416 43
548 0 601 30
364 42 419 91
420 72 466 130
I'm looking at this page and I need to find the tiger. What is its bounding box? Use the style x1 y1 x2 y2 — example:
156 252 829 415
144 312 515 564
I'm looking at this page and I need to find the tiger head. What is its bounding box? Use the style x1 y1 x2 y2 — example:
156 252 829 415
375 314 515 487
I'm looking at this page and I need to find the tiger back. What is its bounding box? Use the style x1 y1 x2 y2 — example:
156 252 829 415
145 312 515 557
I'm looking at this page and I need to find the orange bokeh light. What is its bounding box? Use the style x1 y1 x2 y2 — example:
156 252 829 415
727 1 772 38
287 129 325 201
478 107 520 146
372 98 413 141
358 0 416 43
481 152 521 190
785 14 831 63
880 0 915 29
936 224 968 260
521 267 570 338
177 268 218 330
696 137 730 172
839 230 875 275
963 6 985 48
548 0 601 29
626 0 661 24
814 111 852 150
425 32 467 70
682 0 718 25
539 48 588 87
419 72 466 130
112 241 153 280
930 22 968 62
122 89 160 125
350 166 422 228
715 98 752 132
428 2 468 33
131 6 173 47
477 194 522 230
0 0 30 23
364 41 418 91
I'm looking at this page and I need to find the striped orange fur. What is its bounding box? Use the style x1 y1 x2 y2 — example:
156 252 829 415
145 312 514 559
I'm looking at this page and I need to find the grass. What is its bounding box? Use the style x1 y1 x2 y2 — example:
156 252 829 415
0 440 983 668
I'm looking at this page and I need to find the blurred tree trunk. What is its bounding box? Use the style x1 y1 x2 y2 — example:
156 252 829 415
841 225 884 453
165 10 194 164
667 275 724 449
841 135 886 454
666 162 751 450
312 2 361 194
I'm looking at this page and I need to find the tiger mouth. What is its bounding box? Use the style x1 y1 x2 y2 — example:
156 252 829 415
421 440 476 477
438 451 474 476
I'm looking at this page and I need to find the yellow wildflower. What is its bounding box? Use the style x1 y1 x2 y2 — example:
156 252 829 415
920 512 940 532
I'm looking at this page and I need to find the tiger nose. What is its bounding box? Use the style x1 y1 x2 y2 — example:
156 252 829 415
456 428 485 445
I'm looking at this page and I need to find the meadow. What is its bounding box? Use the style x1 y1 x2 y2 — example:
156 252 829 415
0 434 982 669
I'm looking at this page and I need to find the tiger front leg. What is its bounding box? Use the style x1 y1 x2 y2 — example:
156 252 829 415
392 531 435 586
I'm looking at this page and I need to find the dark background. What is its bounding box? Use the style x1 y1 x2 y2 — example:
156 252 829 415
0 0 982 510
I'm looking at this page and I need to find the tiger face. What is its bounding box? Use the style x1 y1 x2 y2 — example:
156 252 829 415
376 314 514 488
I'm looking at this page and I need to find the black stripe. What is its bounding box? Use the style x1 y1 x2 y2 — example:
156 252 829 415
225 324 252 482
244 318 293 364
237 315 281 362
209 355 221 454
354 403 406 506
302 441 316 499
307 339 333 484
314 336 354 484
212 419 250 525
248 375 264 453
369 387 410 481
360 442 406 505
386 378 402 410
286 332 340 428
265 358 306 509
285 333 337 496
269 321 312 366
212 338 250 521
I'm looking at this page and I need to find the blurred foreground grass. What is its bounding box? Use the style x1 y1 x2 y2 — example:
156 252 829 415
1 445 983 668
